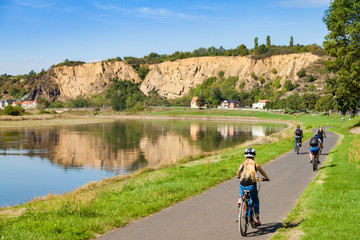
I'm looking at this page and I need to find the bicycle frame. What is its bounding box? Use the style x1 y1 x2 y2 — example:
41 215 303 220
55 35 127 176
237 178 268 236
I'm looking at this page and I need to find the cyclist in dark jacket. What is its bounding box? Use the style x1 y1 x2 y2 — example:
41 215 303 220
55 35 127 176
294 124 303 152
315 126 326 143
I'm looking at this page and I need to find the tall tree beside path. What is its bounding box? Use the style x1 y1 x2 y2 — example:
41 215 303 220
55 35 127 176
323 0 360 115
290 36 294 47
254 37 258 49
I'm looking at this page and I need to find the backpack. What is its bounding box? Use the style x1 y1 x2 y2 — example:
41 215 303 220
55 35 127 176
295 128 301 136
309 137 319 147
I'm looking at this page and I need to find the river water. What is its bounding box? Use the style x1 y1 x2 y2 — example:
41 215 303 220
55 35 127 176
0 120 285 207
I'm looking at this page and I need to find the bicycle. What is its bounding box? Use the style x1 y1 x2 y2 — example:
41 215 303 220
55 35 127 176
237 178 269 236
310 149 320 171
295 138 301 154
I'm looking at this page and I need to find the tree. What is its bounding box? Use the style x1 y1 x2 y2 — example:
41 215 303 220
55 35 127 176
254 37 258 49
196 95 206 109
323 0 360 115
266 35 271 48
290 36 294 47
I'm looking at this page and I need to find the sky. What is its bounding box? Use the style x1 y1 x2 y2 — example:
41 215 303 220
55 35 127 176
0 0 331 76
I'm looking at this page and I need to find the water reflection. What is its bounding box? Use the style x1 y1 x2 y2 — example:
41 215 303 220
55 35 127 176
0 121 284 171
0 120 285 207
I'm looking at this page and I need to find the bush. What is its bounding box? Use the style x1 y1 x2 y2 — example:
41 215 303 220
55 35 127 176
296 69 306 78
271 68 278 74
305 75 316 82
3 105 24 116
309 84 316 91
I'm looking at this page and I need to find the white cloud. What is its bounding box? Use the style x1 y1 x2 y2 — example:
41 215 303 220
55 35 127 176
13 0 53 9
274 0 330 8
94 3 195 20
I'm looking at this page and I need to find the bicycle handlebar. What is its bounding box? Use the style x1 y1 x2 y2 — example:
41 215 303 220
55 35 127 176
237 177 270 181
257 178 270 181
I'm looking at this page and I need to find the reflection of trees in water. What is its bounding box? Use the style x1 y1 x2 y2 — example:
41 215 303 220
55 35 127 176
0 121 284 173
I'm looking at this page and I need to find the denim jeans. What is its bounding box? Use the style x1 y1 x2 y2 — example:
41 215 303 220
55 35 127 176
294 136 302 151
239 184 259 214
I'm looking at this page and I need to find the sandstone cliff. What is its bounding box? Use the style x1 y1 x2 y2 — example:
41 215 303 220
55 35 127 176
140 53 321 99
49 53 321 100
51 61 141 101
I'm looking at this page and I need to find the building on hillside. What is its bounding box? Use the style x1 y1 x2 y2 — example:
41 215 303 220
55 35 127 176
0 100 15 109
22 101 40 109
252 100 271 109
13 101 22 106
191 97 199 108
221 99 241 109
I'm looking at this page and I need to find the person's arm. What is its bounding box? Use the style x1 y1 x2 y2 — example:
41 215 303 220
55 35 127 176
237 164 244 178
256 164 269 180
323 130 327 138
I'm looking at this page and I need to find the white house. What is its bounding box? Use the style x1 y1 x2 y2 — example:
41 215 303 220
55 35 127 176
0 100 14 109
22 101 40 109
191 97 199 108
252 100 271 109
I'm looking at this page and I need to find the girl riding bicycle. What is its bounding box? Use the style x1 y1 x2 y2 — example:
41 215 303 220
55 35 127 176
237 148 270 226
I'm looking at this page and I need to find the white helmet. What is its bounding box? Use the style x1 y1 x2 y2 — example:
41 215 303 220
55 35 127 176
244 148 256 158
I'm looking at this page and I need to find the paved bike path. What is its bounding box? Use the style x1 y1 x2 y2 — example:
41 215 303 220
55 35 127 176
98 131 338 240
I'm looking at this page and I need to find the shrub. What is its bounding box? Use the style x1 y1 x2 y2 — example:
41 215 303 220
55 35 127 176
271 68 278 74
3 105 24 116
218 71 225 78
250 72 258 80
309 84 316 91
305 75 316 82
296 69 306 78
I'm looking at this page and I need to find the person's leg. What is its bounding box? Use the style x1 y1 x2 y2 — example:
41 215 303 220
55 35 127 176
249 185 259 215
294 137 298 151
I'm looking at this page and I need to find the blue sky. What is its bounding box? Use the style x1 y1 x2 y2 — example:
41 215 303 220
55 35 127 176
0 0 330 75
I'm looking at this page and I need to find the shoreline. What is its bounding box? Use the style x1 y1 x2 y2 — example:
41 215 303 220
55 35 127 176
0 113 290 128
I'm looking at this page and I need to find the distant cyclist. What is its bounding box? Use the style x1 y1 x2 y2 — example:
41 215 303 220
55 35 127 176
237 148 269 226
315 126 326 143
294 124 303 152
309 134 323 163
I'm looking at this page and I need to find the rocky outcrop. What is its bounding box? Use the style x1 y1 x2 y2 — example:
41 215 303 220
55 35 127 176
51 61 141 101
140 53 321 99
48 53 321 100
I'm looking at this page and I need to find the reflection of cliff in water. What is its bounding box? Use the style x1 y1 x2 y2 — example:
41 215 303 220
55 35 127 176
0 122 204 171
0 121 284 172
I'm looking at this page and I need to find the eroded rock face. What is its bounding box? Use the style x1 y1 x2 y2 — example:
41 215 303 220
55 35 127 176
140 53 320 99
51 61 141 101
50 53 320 100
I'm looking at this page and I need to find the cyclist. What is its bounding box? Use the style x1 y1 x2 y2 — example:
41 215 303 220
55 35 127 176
309 134 323 163
294 124 303 152
237 148 269 226
315 126 326 143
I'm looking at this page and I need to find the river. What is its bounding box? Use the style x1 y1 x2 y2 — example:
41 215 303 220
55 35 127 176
0 119 285 207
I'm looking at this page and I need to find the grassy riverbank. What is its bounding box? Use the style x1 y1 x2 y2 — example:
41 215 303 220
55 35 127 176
0 109 359 239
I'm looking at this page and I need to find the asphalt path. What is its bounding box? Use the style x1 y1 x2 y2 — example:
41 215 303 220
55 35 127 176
98 130 338 240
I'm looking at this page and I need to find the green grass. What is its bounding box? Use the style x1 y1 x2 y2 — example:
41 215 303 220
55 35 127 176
272 117 360 240
0 109 359 240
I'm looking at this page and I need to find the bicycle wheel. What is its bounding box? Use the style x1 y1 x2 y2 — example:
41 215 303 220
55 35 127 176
296 143 299 154
239 200 248 236
312 157 318 171
250 207 258 228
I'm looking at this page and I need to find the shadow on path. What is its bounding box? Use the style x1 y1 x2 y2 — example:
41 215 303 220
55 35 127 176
244 222 282 238
319 164 337 170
